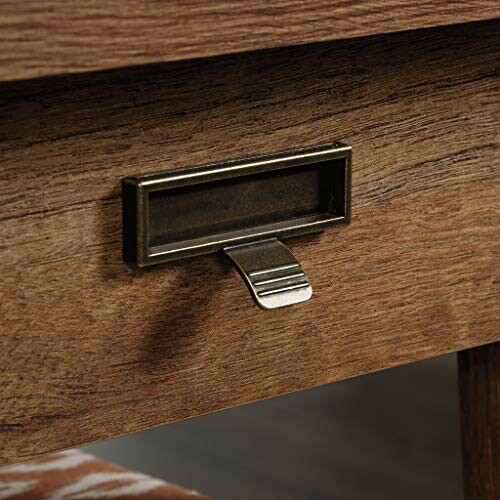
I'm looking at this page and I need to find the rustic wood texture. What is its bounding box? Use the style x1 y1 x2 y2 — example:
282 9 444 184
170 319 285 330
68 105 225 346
1 0 499 82
0 20 499 465
459 342 500 500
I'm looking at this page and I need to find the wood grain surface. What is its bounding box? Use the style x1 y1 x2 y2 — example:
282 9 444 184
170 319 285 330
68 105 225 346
459 343 500 500
0 20 499 464
1 0 499 82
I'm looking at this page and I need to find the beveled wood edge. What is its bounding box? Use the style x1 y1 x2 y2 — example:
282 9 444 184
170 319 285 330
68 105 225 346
1 1 499 82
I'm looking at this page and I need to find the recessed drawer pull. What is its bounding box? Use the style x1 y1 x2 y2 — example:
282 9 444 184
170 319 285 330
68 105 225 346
122 142 351 309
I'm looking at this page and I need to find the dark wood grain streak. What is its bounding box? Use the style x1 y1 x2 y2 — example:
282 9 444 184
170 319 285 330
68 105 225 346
0 20 499 464
459 343 500 500
1 0 499 81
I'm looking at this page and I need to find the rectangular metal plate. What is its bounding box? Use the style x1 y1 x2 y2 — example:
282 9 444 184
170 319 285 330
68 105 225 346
123 142 351 266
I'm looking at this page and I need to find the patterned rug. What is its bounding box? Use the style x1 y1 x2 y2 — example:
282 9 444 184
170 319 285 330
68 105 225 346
0 450 210 499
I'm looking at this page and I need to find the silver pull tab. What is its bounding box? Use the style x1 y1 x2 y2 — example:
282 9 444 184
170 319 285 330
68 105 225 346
223 238 312 310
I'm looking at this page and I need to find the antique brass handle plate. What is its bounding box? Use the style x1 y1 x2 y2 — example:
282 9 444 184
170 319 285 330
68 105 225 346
122 142 351 309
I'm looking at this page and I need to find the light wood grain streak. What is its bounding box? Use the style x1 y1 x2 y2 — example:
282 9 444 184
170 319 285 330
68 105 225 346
0 20 499 464
0 0 499 81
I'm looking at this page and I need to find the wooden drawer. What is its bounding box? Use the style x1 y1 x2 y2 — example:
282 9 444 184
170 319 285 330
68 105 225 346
1 20 499 465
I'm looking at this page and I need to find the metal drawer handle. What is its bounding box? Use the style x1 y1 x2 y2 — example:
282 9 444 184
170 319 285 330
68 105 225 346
224 238 312 309
122 142 351 309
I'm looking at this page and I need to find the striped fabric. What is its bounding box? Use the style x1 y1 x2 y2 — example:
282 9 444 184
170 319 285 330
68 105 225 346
0 450 210 499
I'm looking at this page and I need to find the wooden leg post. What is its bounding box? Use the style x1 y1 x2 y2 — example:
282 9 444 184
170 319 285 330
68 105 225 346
458 342 500 499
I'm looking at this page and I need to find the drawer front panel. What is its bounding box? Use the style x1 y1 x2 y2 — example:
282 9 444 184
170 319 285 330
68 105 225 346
0 20 499 464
